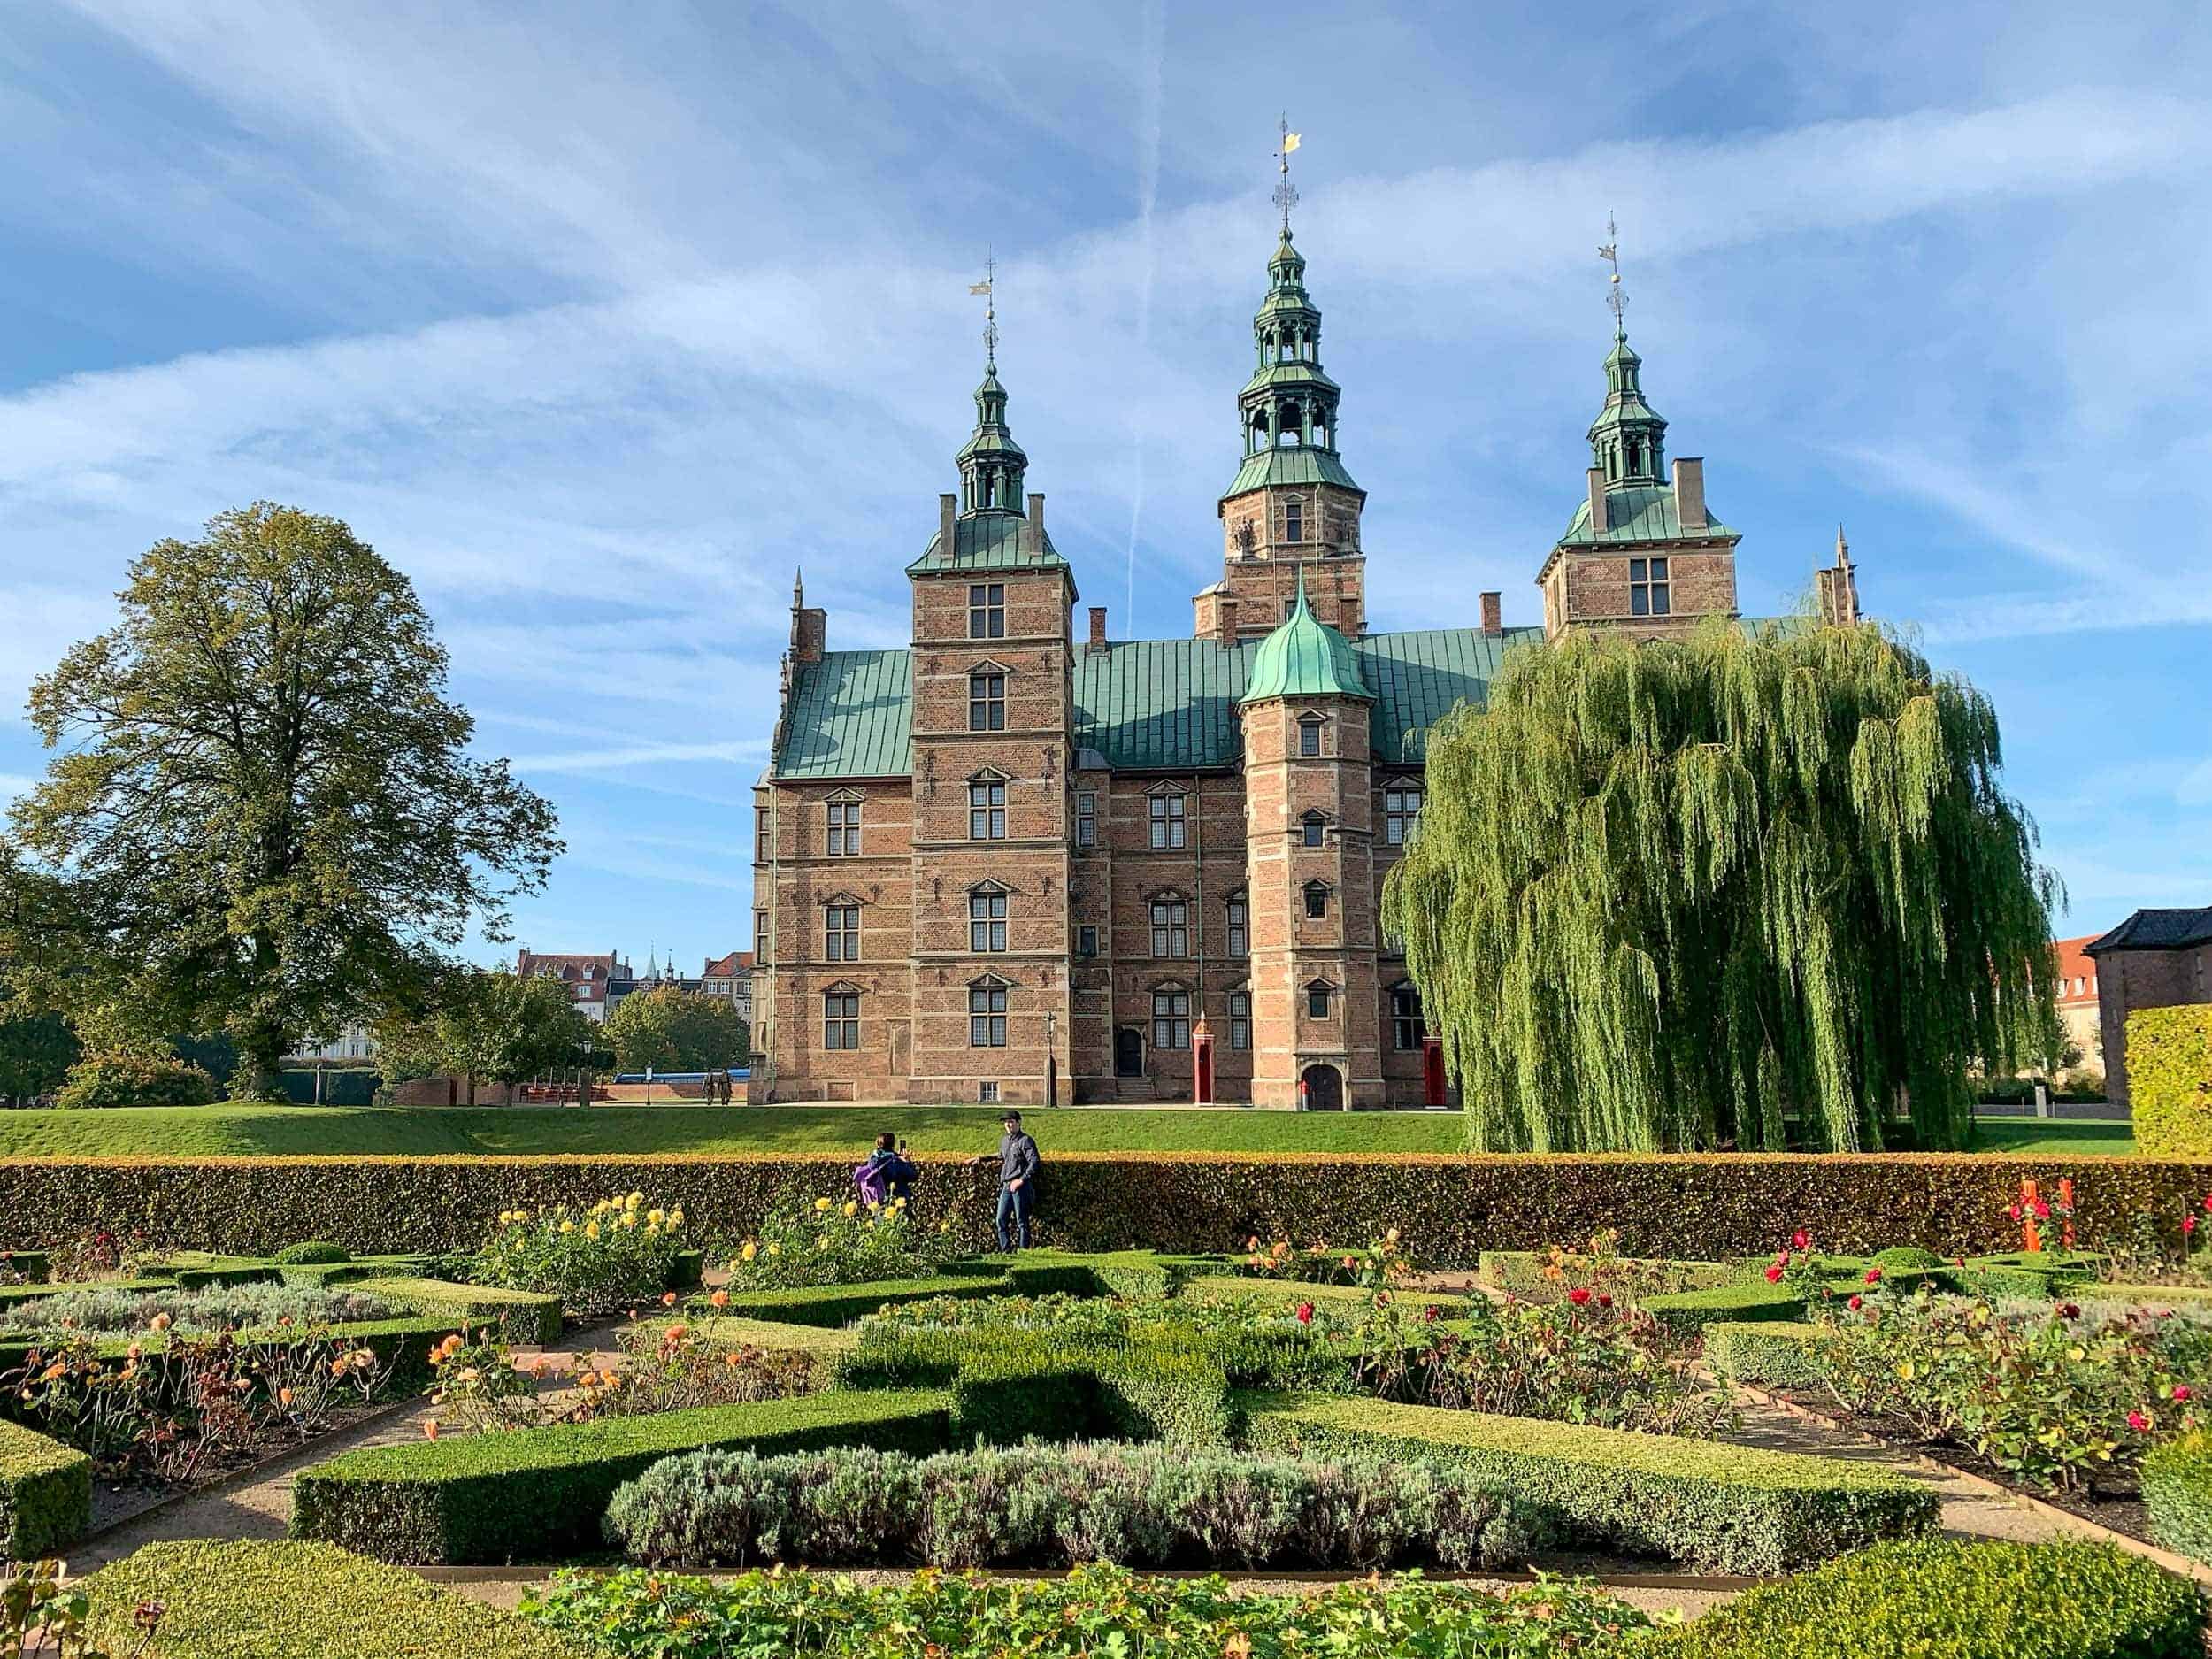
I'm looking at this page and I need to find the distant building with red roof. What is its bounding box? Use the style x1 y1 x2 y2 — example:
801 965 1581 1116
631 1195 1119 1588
2051 934 2102 1077
516 949 633 1023
701 951 756 1027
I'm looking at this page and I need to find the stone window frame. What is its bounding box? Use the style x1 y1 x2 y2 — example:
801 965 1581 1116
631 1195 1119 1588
967 581 1006 641
1296 711 1325 757
1304 978 1337 1020
1629 557 1672 618
1148 888 1191 958
1146 782 1189 849
967 660 1010 733
967 769 1010 841
821 892 864 963
1225 888 1249 957
1383 779 1424 847
824 788 864 857
1390 980 1426 1051
1299 810 1329 849
1302 879 1332 921
966 879 1010 954
1227 984 1252 1052
821 981 862 1050
967 973 1011 1048
1149 979 1193 1050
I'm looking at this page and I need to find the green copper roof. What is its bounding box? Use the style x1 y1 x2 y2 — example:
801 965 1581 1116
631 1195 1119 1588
1241 362 1342 395
1559 483 1736 547
772 625 1543 779
1222 447 1363 498
1239 575 1373 706
908 514 1071 575
775 649 914 778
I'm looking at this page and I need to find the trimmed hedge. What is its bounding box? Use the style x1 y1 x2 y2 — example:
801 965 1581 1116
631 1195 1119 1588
0 1416 91 1557
1650 1536 2206 1657
1476 1250 1751 1299
719 1274 1012 1327
0 1276 173 1310
81 1540 572 1658
2131 1005 2212 1158
1180 1274 1471 1316
1643 1279 1809 1333
0 1248 49 1284
4 1151 2205 1263
1704 1322 1834 1390
290 1388 953 1563
351 1278 564 1346
1241 1392 1937 1573
2142 1429 2212 1564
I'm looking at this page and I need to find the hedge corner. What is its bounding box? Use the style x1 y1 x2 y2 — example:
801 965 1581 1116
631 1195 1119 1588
2130 1006 2212 1158
0 1417 93 1560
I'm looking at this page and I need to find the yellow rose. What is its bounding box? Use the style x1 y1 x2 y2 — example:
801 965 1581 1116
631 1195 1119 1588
815 1236 829 1251
559 1219 575 1234
842 1202 858 1218
766 1242 780 1256
622 1211 637 1228
628 1191 644 1208
815 1197 833 1212
668 1211 684 1229
585 1221 601 1240
741 1241 757 1261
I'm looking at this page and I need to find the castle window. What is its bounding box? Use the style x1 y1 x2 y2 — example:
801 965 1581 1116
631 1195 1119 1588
969 672 1006 732
1151 987 1191 1050
1304 881 1329 920
1306 983 1333 1019
969 980 1009 1048
825 795 862 857
755 803 768 846
1150 898 1189 958
969 779 1007 840
753 908 767 952
1298 718 1323 757
1148 791 1187 849
1392 984 1426 1051
1385 783 1424 846
968 583 1005 641
822 989 860 1050
968 887 1008 953
824 904 860 963
1226 892 1248 957
1630 557 1671 618
1228 990 1251 1051
1301 812 1326 848
1285 501 1303 544
1078 926 1098 957
1076 792 1096 849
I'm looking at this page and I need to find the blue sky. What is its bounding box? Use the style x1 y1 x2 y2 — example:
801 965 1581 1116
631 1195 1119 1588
1 1 2208 971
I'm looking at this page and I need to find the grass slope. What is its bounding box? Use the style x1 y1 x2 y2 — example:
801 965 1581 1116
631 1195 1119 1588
1967 1118 2135 1156
0 1104 1475 1158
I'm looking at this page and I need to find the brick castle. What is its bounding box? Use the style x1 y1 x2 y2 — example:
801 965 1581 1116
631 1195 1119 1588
747 218 1859 1108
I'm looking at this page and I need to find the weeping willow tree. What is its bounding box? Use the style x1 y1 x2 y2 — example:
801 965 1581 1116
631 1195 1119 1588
1380 618 2060 1152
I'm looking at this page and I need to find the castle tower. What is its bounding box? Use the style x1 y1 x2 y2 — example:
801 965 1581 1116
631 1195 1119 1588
1535 228 1740 639
902 299 1076 1105
1199 133 1366 643
1236 571 1381 1110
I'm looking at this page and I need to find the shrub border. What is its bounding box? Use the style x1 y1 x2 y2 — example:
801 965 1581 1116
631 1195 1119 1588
0 1416 91 1558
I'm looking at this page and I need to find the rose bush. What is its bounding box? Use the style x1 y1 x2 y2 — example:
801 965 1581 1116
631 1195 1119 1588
468 1194 686 1317
719 1194 935 1292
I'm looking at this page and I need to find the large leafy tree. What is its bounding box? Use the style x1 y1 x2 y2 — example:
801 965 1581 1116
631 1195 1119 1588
2 504 561 1099
601 982 749 1073
1381 619 2060 1153
374 970 593 1095
0 1001 77 1105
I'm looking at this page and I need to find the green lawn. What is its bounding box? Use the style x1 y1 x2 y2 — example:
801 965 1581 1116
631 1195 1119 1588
0 1103 2135 1160
0 1103 1477 1159
1965 1117 2135 1156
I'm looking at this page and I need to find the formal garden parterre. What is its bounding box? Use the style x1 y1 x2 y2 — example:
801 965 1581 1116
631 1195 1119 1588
6 1175 2212 1656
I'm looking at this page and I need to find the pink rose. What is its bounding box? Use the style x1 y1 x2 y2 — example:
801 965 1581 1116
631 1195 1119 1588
1864 1268 1883 1286
2130 1410 2152 1432
1295 1302 1315 1325
2175 1385 2193 1403
1847 1295 1863 1311
1764 1265 1786 1284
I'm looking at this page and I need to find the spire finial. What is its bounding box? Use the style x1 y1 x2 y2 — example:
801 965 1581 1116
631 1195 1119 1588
1273 116 1302 237
1836 523 1851 566
793 566 804 604
1292 561 1309 613
1597 211 1627 341
969 251 998 371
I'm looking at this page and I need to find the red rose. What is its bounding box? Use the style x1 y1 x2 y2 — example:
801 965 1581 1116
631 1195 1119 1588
2008 1204 2022 1221
1764 1264 1785 1284
2189 1216 2200 1236
1597 1294 1613 1309
2175 1385 2193 1403
1791 1230 1810 1250
1568 1287 1592 1307
2202 1194 2212 1213
2130 1410 2152 1432
1847 1295 1863 1311
1294 1302 1315 1325
1423 1305 1440 1323
1864 1268 1883 1285
2032 1200 2049 1219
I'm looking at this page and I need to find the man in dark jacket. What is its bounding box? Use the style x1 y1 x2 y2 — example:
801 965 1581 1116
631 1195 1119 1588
857 1131 919 1204
976 1110 1041 1250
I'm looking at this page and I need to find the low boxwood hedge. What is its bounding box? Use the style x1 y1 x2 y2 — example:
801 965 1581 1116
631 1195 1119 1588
80 1540 573 1658
290 1387 954 1563
353 1277 564 1345
719 1274 1012 1327
0 1416 91 1557
1703 1322 1834 1390
2142 1429 2212 1564
0 1276 173 1311
1649 1536 2206 1657
1476 1250 1752 1299
1642 1279 1809 1333
0 1248 49 1284
1240 1392 1936 1574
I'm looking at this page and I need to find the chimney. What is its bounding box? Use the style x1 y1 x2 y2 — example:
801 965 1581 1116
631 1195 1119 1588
1672 457 1707 533
1586 467 1609 535
1087 605 1109 653
939 493 956 557
1023 493 1045 558
793 608 827 663
1479 591 1502 634
1217 595 1239 649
